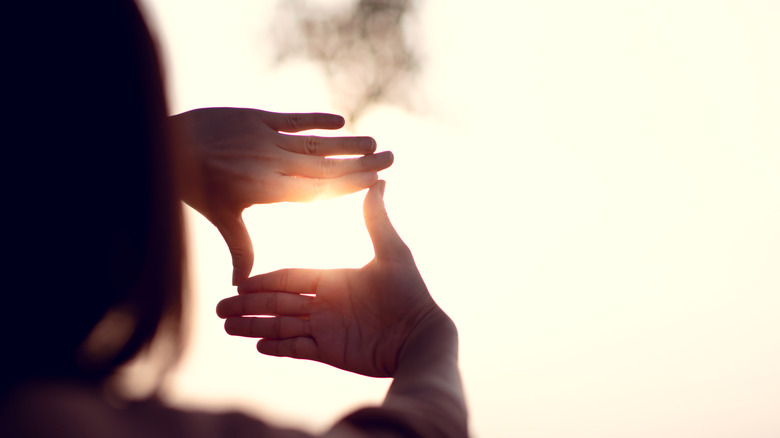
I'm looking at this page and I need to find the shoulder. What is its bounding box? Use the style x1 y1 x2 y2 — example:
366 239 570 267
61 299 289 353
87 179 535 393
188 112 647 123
0 381 310 438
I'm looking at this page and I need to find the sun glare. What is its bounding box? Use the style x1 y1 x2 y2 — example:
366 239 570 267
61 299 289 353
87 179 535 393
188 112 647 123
243 189 375 274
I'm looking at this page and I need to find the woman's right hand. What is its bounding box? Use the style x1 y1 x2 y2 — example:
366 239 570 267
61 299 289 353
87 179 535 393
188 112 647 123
172 107 394 285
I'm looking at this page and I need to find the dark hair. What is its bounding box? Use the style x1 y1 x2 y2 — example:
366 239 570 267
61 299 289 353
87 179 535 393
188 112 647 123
3 1 184 391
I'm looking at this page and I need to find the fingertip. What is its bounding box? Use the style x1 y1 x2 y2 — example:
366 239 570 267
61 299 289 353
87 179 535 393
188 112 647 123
215 300 227 318
232 259 253 286
257 339 274 356
326 114 346 129
224 318 238 335
231 248 254 286
363 137 378 154
382 150 394 166
231 268 242 286
371 150 394 169
215 215 254 286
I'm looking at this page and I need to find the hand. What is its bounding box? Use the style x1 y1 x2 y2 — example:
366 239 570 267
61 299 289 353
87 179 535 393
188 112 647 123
216 181 444 377
171 108 394 285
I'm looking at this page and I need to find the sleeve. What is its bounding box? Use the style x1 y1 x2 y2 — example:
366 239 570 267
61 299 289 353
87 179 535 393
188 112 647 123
326 406 455 438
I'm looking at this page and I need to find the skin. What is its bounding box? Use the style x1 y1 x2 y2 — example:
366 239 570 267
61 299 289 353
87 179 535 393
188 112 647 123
171 107 394 285
176 109 465 435
0 182 467 438
217 181 468 437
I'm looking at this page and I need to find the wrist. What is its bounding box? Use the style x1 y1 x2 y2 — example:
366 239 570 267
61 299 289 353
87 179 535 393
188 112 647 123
385 309 468 437
396 309 459 373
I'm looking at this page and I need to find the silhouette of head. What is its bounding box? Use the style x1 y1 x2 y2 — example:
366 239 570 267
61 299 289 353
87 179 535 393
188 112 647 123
4 1 184 392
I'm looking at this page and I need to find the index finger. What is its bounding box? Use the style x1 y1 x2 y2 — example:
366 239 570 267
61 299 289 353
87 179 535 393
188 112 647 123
262 111 346 133
237 268 323 294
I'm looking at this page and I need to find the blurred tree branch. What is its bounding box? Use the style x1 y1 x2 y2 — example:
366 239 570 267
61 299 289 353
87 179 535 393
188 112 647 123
271 0 422 124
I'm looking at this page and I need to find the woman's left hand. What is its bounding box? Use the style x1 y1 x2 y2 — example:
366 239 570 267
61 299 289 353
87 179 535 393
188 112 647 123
171 107 394 285
216 181 444 378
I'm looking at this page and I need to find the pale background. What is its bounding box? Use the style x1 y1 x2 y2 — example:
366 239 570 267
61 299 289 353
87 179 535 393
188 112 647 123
136 1 779 437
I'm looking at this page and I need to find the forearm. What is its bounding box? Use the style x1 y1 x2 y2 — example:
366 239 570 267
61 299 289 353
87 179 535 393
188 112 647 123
382 311 468 437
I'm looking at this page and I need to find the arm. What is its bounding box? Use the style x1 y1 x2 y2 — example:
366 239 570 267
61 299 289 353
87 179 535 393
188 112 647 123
217 181 468 437
169 107 394 284
376 312 466 437
333 312 466 438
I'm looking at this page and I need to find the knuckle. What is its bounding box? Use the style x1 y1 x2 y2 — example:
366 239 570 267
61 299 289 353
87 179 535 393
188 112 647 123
319 158 340 177
303 136 321 155
278 269 289 291
249 317 261 337
291 338 300 357
284 114 303 131
271 317 282 338
267 293 279 314
229 244 247 259
302 299 313 316
241 297 250 317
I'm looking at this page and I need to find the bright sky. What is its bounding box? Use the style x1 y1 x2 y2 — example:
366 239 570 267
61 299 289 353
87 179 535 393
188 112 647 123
138 1 780 437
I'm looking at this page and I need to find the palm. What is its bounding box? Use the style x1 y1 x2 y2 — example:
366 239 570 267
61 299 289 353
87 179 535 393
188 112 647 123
307 260 431 376
217 182 437 377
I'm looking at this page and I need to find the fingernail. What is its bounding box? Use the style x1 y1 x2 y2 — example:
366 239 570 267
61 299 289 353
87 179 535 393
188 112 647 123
362 138 377 153
378 180 386 197
379 150 394 164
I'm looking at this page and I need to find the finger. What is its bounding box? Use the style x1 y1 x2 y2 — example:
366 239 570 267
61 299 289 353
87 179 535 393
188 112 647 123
224 316 311 339
237 268 323 295
262 111 345 133
257 338 318 361
214 213 254 286
279 134 377 156
363 180 412 262
280 172 379 202
282 150 394 178
216 292 312 318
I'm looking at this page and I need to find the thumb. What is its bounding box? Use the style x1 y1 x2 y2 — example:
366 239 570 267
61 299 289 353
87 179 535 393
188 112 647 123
214 213 255 285
363 181 411 262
